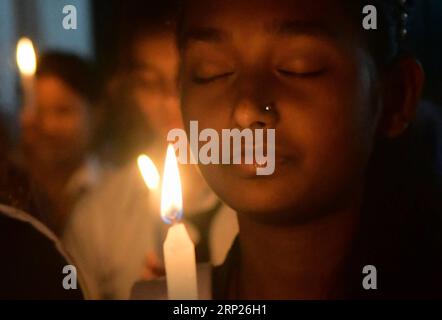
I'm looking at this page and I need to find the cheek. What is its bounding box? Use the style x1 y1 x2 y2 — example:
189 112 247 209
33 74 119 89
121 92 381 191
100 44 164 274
140 104 162 128
135 89 160 110
277 74 377 180
181 83 232 129
66 113 84 134
58 112 90 146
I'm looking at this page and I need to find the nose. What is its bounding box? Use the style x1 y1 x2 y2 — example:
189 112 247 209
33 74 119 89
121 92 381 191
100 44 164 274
162 86 183 130
40 113 54 133
162 87 181 117
36 109 60 137
163 80 180 108
232 79 278 130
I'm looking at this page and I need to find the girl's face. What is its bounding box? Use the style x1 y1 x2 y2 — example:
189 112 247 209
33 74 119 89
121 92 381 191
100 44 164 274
130 33 182 138
31 75 92 167
180 0 382 223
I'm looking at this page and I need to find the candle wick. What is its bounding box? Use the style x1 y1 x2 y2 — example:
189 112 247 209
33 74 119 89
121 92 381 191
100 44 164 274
169 216 179 225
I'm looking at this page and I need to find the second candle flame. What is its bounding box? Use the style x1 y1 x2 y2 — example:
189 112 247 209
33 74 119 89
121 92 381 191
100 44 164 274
137 154 160 190
16 37 37 76
161 144 183 224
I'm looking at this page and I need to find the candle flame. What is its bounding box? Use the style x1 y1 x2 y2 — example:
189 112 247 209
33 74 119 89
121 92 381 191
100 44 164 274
161 144 183 224
16 38 37 76
137 154 160 190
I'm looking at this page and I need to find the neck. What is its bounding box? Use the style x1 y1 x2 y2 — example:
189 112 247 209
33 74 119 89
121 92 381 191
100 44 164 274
233 196 362 299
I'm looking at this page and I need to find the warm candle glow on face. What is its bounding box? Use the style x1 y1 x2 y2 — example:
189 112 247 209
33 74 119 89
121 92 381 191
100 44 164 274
16 38 37 76
137 154 160 190
161 144 183 224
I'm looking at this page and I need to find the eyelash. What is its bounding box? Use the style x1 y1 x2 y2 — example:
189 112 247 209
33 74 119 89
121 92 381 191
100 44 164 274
190 67 324 85
191 72 234 84
277 68 325 78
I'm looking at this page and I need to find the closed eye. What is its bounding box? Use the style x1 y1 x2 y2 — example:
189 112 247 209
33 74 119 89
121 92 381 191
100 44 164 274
191 72 235 84
277 68 325 78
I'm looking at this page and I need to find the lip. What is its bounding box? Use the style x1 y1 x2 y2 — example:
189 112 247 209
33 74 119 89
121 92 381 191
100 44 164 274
231 143 270 163
228 147 294 178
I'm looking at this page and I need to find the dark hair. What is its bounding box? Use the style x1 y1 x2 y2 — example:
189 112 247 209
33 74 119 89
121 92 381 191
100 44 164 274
36 51 98 105
352 0 416 66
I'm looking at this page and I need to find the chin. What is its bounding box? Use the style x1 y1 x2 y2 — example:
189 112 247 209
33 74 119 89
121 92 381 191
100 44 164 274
201 162 353 224
212 176 348 226
232 198 344 226
210 180 307 224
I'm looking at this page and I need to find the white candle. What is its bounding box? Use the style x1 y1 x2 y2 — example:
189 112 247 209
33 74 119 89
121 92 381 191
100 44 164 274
16 37 37 110
163 223 198 300
161 144 198 300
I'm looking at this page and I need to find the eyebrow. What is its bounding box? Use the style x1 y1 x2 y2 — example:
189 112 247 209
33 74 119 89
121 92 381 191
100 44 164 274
182 27 228 44
132 62 153 70
129 62 160 75
269 20 338 39
180 20 337 49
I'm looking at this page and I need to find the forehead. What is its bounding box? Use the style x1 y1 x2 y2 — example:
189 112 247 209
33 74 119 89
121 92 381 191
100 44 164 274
181 0 355 45
36 76 82 105
37 75 71 94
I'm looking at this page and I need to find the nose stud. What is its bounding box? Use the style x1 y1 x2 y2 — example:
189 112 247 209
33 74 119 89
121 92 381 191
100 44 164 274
264 104 273 112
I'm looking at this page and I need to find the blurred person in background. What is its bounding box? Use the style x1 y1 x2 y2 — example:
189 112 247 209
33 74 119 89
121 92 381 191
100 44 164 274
62 1 238 300
16 52 102 235
1 113 50 217
1 114 84 299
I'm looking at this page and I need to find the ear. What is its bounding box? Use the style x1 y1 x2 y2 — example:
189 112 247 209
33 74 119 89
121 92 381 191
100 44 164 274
378 58 425 138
